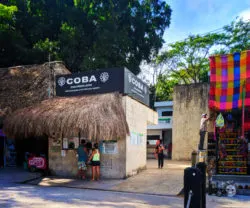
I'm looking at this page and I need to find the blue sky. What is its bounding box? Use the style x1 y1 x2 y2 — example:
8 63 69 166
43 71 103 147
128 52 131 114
139 0 250 83
163 0 250 44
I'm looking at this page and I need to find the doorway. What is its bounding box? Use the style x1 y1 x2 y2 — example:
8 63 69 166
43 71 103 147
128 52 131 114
15 136 48 167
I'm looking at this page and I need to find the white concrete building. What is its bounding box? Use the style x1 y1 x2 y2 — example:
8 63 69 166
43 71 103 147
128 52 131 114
147 101 173 158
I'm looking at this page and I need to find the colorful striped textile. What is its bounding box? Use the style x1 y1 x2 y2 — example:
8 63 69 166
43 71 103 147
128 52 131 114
209 51 250 110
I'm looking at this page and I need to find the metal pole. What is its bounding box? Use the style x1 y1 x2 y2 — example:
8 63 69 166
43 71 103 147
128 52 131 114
186 190 193 208
48 52 51 98
242 81 246 137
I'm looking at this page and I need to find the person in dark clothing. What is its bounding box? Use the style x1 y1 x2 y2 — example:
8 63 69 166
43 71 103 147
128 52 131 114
155 140 165 168
77 139 88 179
86 142 92 154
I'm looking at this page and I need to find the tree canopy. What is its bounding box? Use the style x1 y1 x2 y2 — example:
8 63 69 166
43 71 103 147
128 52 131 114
157 33 224 84
154 19 249 101
0 0 172 74
216 19 250 54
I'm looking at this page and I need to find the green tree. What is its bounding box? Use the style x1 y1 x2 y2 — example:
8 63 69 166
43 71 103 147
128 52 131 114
157 33 223 84
155 73 179 101
0 3 17 27
221 19 250 53
156 19 249 85
0 0 172 74
149 84 156 109
153 19 249 102
212 19 250 55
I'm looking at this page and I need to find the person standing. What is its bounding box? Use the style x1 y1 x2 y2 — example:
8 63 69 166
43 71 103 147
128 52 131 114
88 143 100 181
199 113 209 150
155 140 165 168
77 140 88 179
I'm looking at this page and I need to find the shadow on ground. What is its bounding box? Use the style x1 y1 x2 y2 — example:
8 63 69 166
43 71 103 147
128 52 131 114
28 160 190 196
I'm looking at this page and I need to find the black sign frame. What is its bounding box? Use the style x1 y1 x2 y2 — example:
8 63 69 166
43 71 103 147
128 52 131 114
56 68 149 106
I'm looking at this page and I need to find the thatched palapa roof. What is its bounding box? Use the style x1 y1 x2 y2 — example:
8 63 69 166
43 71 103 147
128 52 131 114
3 93 129 141
0 61 70 114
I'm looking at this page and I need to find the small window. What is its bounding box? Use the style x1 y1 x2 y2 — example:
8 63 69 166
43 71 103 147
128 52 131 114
62 137 80 150
100 141 118 154
147 135 160 145
162 111 172 116
147 135 160 140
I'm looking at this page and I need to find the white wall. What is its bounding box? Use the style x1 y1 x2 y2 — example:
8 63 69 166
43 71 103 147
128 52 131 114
156 107 173 117
147 107 158 125
123 96 152 176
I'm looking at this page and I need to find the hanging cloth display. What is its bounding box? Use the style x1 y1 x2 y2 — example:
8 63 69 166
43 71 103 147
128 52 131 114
209 51 250 110
216 113 224 128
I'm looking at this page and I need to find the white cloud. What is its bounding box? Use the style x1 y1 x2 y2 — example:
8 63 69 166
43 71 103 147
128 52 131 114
239 9 250 21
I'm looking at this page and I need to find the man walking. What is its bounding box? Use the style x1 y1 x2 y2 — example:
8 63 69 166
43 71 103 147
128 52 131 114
155 140 165 168
199 113 209 150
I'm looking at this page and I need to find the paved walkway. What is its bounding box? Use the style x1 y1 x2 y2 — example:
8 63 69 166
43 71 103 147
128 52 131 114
1 161 250 207
112 160 189 195
28 159 190 196
1 183 250 208
0 167 42 185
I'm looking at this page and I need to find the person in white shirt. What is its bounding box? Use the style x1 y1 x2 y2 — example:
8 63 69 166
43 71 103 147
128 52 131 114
199 113 209 150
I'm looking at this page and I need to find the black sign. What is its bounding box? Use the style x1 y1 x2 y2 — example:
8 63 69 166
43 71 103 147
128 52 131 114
56 68 124 96
56 68 149 105
124 68 149 105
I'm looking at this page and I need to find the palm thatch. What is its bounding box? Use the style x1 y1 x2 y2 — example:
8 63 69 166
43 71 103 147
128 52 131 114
0 61 70 115
3 93 129 141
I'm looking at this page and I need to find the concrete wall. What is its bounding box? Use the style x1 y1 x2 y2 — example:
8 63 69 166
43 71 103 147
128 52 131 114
172 83 209 160
48 136 126 179
48 136 78 177
99 138 126 179
123 96 153 176
147 107 158 125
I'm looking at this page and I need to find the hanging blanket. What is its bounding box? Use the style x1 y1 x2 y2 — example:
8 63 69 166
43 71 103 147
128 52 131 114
209 51 250 110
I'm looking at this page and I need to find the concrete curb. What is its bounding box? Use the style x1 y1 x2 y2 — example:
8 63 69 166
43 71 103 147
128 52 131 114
26 181 181 198
17 175 44 184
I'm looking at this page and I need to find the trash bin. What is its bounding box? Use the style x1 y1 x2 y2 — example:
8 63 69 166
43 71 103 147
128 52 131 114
184 167 202 208
191 151 197 167
196 162 206 208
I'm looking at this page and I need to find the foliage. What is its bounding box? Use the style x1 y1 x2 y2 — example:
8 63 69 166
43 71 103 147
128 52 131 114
154 19 249 101
221 19 250 53
0 3 17 20
0 0 172 74
33 38 60 61
155 74 179 101
149 84 156 109
157 33 223 84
